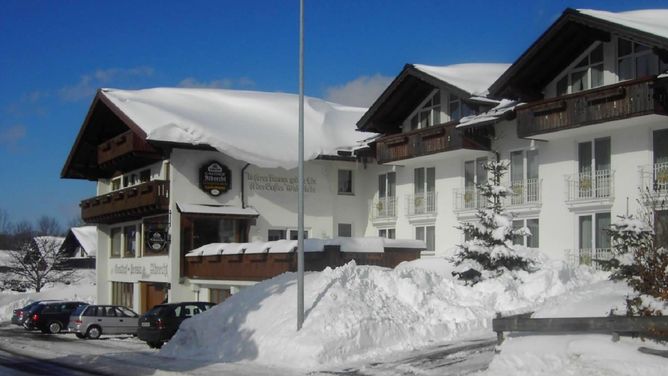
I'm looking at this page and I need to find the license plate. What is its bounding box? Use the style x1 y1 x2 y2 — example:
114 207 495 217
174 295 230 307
141 322 151 327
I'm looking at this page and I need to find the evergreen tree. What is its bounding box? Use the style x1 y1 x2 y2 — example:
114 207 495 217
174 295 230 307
452 160 539 280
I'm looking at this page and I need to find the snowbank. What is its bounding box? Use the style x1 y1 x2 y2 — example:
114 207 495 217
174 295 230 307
161 257 604 370
0 269 96 321
102 88 374 169
483 280 668 376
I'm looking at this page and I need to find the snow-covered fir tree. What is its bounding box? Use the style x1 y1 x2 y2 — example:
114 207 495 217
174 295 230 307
452 160 540 281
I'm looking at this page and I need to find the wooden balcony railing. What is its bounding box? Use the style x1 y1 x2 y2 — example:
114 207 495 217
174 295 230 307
80 180 169 224
183 245 420 281
375 122 491 164
517 76 668 138
97 130 162 169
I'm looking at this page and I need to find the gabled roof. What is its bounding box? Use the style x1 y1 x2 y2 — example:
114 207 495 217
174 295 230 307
66 226 98 257
489 8 668 101
357 63 509 134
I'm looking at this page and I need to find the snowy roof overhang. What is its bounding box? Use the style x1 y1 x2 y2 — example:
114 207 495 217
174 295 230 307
62 89 374 179
357 63 509 134
63 226 98 257
489 8 668 101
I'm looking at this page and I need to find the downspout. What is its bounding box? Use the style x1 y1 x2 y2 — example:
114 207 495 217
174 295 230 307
241 163 251 208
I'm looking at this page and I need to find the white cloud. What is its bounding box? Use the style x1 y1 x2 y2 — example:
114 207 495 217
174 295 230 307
59 66 154 102
0 124 27 150
177 77 255 89
324 74 392 107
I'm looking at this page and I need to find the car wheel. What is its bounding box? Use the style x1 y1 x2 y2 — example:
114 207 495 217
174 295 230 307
86 326 101 339
147 341 163 349
75 333 86 339
47 322 61 334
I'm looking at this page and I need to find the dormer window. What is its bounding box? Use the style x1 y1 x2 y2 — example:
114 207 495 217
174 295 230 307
409 90 441 130
556 44 604 96
617 38 664 81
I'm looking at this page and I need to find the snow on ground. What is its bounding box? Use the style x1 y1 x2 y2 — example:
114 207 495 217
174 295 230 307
0 269 96 320
161 257 604 372
481 279 668 376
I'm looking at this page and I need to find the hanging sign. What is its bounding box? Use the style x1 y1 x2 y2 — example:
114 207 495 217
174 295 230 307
200 161 231 196
146 230 168 251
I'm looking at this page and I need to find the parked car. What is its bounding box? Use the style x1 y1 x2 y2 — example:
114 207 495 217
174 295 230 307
11 300 60 327
23 301 87 334
68 304 139 339
137 302 214 348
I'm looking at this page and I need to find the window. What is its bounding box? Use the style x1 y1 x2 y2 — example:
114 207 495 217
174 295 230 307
415 225 435 253
181 216 240 251
510 150 539 204
409 90 441 130
111 282 133 309
338 169 353 195
338 223 352 237
512 219 539 248
268 229 286 241
124 225 137 257
556 44 604 95
110 227 122 258
463 157 487 208
378 172 396 200
578 138 611 198
414 167 436 213
579 213 611 251
448 94 476 122
378 228 396 239
654 129 668 165
140 169 151 183
618 38 662 81
111 177 122 191
210 288 231 304
288 230 308 240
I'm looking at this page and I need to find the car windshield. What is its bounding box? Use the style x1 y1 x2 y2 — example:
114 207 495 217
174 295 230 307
71 305 88 316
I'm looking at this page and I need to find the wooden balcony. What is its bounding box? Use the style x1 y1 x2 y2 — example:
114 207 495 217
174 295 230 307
375 122 491 164
80 180 169 224
97 130 162 171
183 245 420 281
517 76 668 138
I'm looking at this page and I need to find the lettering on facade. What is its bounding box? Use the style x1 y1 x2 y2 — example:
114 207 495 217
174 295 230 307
246 173 317 193
200 161 231 196
111 263 169 278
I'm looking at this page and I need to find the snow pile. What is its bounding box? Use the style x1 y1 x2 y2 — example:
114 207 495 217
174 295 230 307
161 257 603 370
102 88 374 169
578 9 668 40
0 269 96 321
412 63 510 96
483 280 668 376
457 99 519 128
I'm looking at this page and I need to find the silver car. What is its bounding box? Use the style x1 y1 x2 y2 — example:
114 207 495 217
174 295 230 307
68 305 139 339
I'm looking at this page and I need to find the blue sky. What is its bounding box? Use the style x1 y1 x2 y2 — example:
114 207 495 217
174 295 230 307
0 0 666 228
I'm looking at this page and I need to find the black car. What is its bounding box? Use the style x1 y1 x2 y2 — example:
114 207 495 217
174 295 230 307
24 301 87 334
11 300 60 327
137 302 214 348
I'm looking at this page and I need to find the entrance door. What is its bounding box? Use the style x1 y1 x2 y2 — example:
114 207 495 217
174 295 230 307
141 282 168 313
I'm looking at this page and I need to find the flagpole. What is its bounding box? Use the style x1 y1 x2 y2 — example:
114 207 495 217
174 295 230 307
297 0 305 331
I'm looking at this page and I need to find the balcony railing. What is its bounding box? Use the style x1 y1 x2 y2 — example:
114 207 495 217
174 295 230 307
566 170 614 202
80 180 169 224
566 248 613 270
517 76 668 138
371 196 397 220
454 179 542 212
509 179 541 206
639 162 668 193
97 130 162 170
375 122 491 164
406 192 437 216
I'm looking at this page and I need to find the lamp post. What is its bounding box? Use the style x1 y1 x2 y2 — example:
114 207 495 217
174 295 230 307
297 0 305 331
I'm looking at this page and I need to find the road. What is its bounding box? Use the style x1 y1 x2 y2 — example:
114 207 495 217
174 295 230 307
0 322 495 375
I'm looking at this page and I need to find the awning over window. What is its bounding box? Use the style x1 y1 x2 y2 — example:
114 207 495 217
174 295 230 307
176 203 259 217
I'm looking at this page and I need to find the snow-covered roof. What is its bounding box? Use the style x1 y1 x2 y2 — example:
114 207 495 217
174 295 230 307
456 99 520 128
101 88 374 169
32 236 65 255
412 63 511 96
70 226 97 257
186 237 426 257
577 9 668 40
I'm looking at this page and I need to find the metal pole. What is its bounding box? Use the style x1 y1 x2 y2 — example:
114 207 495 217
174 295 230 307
297 0 305 331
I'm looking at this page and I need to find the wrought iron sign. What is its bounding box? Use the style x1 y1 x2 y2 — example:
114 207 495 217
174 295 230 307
146 230 168 251
200 161 231 196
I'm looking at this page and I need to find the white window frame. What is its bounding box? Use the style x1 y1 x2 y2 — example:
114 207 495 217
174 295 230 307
554 43 604 96
337 169 354 195
512 218 539 248
415 225 435 253
405 89 441 131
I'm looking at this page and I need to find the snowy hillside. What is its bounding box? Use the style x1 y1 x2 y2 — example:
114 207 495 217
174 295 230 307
161 257 604 371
